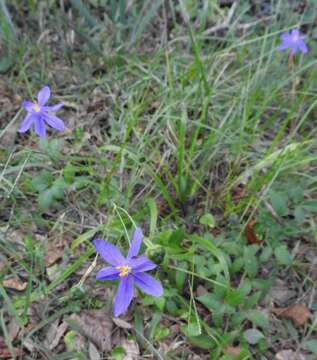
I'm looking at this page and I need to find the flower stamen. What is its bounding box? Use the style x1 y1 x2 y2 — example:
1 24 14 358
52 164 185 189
116 265 131 277
32 103 41 112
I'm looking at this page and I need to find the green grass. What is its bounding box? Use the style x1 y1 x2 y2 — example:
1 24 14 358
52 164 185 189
1 0 317 359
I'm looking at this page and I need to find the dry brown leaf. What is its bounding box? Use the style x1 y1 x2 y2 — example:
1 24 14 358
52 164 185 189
122 339 139 360
275 349 305 360
44 245 64 267
272 303 311 326
27 304 41 326
46 264 61 282
89 341 101 360
148 100 160 113
3 278 27 291
69 309 113 352
5 230 25 246
232 184 247 203
225 346 242 357
22 338 35 352
8 318 20 341
269 280 297 305
245 219 261 244
112 317 132 329
0 336 23 358
44 320 68 350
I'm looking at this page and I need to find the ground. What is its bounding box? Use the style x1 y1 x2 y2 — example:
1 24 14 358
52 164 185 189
0 0 317 359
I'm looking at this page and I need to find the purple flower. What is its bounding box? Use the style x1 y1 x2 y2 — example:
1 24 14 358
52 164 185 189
278 28 308 55
19 86 64 138
93 227 163 317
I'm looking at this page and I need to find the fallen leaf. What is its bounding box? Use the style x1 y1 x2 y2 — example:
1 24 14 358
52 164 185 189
44 320 68 350
245 219 261 244
148 100 160 113
22 338 35 352
275 349 305 360
3 278 27 291
68 309 113 352
112 317 132 329
232 184 247 203
27 303 41 326
269 281 297 305
272 304 311 326
5 229 25 245
243 328 264 345
122 338 139 360
44 245 64 267
89 341 101 360
8 318 20 341
0 336 23 358
46 264 62 282
225 346 242 357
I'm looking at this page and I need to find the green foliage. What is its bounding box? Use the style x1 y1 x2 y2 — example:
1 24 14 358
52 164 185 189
1 1 317 358
199 213 215 228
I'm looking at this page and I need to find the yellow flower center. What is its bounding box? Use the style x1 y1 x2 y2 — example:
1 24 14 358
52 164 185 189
32 104 41 112
116 265 131 278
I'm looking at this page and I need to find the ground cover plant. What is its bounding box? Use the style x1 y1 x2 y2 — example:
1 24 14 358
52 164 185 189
0 0 317 359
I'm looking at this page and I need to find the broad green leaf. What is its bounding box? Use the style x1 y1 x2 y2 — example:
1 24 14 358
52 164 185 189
305 340 317 355
197 294 225 313
302 200 317 212
247 310 270 329
184 333 214 350
243 246 258 278
270 191 288 217
274 245 292 265
199 213 215 228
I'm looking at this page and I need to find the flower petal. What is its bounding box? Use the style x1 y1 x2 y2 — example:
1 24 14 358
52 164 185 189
43 114 65 131
134 272 163 297
278 44 289 51
96 267 120 281
114 275 134 317
37 86 51 106
93 239 126 266
291 28 300 38
22 100 35 112
130 256 157 273
43 103 64 112
34 117 46 138
127 227 143 259
18 113 37 133
281 32 291 41
298 39 308 54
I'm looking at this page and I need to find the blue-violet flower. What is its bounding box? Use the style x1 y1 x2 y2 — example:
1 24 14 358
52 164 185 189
19 86 64 138
93 227 163 317
278 28 308 55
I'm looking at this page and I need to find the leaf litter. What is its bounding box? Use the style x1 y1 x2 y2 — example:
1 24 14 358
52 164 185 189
272 303 311 327
67 309 113 352
3 278 27 291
